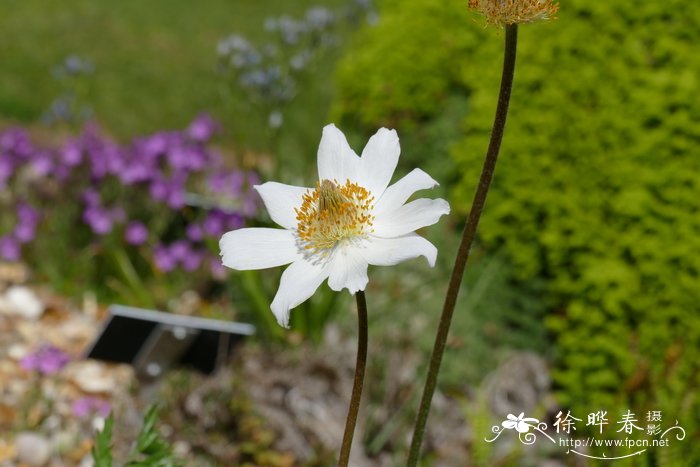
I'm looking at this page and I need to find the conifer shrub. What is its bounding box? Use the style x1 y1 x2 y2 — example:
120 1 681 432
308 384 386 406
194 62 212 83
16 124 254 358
333 0 700 461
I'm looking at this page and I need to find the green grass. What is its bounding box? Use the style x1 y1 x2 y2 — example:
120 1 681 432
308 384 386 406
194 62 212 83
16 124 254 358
0 0 346 177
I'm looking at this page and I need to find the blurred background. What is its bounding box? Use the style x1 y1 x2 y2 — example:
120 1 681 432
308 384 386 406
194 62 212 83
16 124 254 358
0 0 698 465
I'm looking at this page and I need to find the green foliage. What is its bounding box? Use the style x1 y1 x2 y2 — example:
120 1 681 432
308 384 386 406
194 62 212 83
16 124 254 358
126 406 183 467
334 0 700 462
92 406 183 467
332 0 473 129
92 414 114 467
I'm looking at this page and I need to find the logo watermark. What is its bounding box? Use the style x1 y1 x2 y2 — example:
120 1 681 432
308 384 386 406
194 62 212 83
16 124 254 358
485 410 686 460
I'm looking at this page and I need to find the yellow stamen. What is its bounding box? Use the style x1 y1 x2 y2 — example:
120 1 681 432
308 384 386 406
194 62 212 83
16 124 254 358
296 179 375 256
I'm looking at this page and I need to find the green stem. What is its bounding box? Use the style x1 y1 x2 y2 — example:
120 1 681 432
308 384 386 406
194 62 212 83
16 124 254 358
407 24 519 465
338 290 368 466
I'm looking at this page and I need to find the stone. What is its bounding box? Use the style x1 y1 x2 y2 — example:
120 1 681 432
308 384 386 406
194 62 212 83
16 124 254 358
0 286 44 320
66 361 116 394
16 431 51 466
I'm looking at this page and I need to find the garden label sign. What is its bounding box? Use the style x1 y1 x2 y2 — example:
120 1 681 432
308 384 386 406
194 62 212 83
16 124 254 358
86 305 255 380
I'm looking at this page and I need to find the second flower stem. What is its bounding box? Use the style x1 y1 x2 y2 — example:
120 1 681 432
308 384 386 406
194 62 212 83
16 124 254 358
407 24 519 465
338 290 368 466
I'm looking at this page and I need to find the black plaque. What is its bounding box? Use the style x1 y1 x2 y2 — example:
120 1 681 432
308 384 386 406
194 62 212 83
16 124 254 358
86 305 255 379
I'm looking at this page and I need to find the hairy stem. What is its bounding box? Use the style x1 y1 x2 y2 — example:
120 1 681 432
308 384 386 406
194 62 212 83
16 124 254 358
339 290 368 466
407 24 518 465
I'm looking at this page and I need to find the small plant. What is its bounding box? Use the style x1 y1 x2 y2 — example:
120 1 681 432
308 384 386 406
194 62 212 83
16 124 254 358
217 1 376 136
42 55 95 128
0 117 259 307
92 406 183 467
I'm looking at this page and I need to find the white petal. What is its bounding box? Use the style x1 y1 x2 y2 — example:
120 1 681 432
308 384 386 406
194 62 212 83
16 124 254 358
358 128 400 197
271 259 330 328
372 198 450 238
220 228 300 270
317 124 360 182
502 421 517 429
373 168 439 218
327 247 369 294
361 234 437 267
254 182 309 230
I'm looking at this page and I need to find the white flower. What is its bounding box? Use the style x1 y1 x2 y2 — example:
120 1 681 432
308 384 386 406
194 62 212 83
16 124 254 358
220 124 450 327
502 413 539 433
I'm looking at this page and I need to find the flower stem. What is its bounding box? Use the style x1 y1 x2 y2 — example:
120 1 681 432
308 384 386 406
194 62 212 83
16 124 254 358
339 290 368 466
407 24 518 465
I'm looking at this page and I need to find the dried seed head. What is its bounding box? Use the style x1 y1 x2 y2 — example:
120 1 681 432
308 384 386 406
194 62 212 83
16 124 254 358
468 0 559 26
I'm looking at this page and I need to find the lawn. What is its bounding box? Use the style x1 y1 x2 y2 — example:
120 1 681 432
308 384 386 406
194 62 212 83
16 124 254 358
0 0 349 178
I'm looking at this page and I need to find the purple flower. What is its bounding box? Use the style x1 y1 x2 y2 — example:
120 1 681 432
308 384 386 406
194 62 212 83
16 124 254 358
153 241 203 272
187 114 219 142
31 151 54 177
186 223 204 242
210 257 227 280
0 235 21 261
83 206 113 235
13 224 36 243
20 345 71 375
119 161 153 184
0 157 14 188
169 240 191 262
208 171 244 197
225 212 244 231
72 396 111 419
82 189 101 207
153 245 176 272
150 175 187 209
125 222 148 245
61 141 83 167
140 133 169 158
0 128 33 158
181 248 203 272
13 203 41 243
17 203 40 226
203 210 226 237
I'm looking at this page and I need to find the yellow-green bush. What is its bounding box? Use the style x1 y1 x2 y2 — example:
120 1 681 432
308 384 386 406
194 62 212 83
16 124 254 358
334 0 700 462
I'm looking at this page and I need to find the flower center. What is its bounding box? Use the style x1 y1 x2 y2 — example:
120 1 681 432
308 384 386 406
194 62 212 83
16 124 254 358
295 179 375 255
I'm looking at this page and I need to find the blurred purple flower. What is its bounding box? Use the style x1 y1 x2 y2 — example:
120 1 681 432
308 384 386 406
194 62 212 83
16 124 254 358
20 345 71 375
125 221 148 245
153 241 204 272
72 396 111 419
119 160 153 185
0 158 14 187
82 189 101 207
187 114 219 142
182 249 203 271
169 240 191 262
246 171 261 186
210 257 227 280
225 212 244 231
186 223 204 242
150 175 187 209
208 170 244 197
0 128 33 158
140 133 169 159
153 245 177 272
203 210 226 237
0 236 21 261
61 141 83 167
17 203 40 226
83 207 113 235
30 150 54 177
13 224 36 243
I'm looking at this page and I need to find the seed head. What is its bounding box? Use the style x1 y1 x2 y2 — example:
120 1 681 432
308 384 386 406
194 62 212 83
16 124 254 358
468 0 559 26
